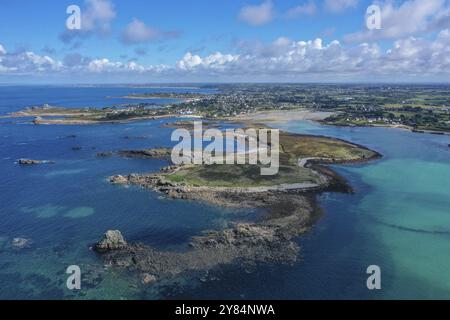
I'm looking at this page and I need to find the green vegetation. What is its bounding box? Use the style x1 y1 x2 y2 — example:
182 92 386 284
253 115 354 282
10 84 450 132
166 164 319 188
171 84 450 132
165 131 379 188
280 134 377 162
12 105 173 123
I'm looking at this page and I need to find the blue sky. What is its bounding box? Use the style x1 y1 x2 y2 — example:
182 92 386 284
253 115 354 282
0 0 449 83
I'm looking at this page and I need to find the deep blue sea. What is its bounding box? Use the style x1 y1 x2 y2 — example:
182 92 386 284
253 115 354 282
0 86 449 299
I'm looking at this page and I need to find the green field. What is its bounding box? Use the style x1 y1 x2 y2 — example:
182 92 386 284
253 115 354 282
165 132 378 188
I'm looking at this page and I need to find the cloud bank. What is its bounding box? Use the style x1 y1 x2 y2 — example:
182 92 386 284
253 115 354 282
346 0 450 42
1 30 450 81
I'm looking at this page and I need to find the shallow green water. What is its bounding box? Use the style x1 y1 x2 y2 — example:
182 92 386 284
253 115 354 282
277 121 450 299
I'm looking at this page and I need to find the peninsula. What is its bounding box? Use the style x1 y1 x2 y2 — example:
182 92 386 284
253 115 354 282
95 128 381 284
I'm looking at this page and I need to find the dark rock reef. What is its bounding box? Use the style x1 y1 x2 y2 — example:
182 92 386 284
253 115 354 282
117 147 172 160
18 159 54 165
94 186 320 284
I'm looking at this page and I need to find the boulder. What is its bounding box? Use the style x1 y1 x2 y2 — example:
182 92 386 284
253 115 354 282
94 230 127 252
109 175 129 184
141 273 157 285
11 237 31 249
97 152 113 158
19 159 43 165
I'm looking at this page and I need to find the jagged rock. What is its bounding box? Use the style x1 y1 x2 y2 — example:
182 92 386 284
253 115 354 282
11 237 31 249
97 152 113 158
109 175 129 184
117 148 171 159
18 159 54 165
94 230 128 252
141 273 157 285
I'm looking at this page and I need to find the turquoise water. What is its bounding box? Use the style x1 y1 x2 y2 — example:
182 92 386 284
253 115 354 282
166 121 450 300
0 87 449 299
276 121 450 299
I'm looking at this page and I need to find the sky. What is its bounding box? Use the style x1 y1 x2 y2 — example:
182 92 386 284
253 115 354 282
0 0 449 83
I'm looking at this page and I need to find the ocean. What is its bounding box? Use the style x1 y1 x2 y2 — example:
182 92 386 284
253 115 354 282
0 86 449 299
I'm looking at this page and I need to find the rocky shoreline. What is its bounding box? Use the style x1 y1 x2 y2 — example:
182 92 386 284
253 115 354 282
95 153 371 284
93 190 319 283
92 125 382 285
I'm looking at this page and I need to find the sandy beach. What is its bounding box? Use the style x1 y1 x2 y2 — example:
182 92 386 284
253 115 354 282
230 109 335 124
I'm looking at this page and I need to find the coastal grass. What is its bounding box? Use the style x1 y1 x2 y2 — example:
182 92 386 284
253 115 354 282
166 164 320 188
280 133 376 163
165 133 378 188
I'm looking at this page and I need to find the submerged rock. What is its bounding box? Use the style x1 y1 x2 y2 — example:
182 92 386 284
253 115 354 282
109 175 129 185
18 159 54 165
141 273 157 285
93 195 312 282
117 148 172 160
94 230 127 252
97 152 113 158
11 237 31 249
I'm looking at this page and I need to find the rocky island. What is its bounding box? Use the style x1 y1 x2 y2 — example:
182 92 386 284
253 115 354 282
4 105 178 125
95 129 381 284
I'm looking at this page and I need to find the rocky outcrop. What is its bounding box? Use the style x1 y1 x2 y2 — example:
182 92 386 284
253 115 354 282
141 273 157 284
18 159 54 165
94 230 127 252
11 237 31 249
94 191 318 284
123 135 149 140
109 175 130 185
96 152 113 158
117 148 172 160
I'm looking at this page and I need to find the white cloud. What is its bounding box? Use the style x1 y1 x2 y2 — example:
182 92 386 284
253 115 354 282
238 1 274 26
121 19 179 44
324 0 359 12
82 0 116 33
0 50 62 73
286 1 317 18
122 19 160 44
177 52 239 71
176 53 203 70
85 58 169 73
0 45 6 55
60 0 116 43
345 0 449 42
